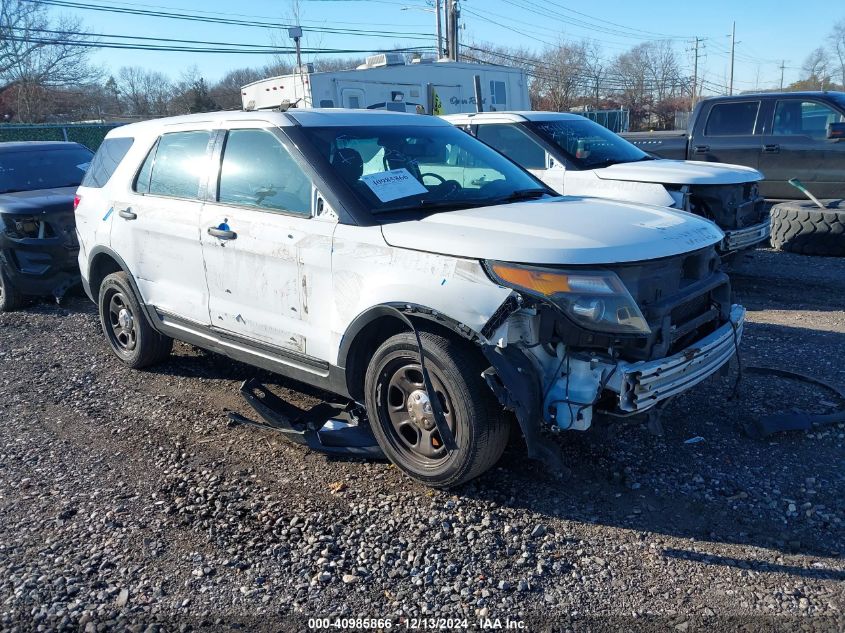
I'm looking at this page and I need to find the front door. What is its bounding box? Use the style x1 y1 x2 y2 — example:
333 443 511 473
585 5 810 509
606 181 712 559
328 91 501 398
199 124 336 362
110 127 214 325
759 98 845 198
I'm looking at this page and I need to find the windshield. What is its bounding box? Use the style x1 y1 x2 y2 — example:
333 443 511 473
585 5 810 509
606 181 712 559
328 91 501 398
528 118 649 169
300 124 549 214
0 146 94 194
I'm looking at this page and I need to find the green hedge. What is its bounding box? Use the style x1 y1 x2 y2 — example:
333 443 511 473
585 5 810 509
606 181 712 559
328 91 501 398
0 124 123 150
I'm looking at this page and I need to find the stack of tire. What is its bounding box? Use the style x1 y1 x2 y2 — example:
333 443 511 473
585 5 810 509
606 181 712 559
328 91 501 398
770 199 845 256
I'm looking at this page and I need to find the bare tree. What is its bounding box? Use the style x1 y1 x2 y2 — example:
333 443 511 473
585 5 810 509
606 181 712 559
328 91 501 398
582 41 606 108
0 0 98 121
611 44 651 127
211 67 265 109
802 46 831 88
532 41 588 111
116 66 172 117
829 19 845 88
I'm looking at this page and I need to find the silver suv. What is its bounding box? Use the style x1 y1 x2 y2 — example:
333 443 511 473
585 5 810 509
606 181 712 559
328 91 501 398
75 109 744 487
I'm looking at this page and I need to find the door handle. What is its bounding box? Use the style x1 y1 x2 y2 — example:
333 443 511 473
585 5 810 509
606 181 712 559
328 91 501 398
118 208 137 220
693 145 710 153
763 143 780 153
208 226 237 240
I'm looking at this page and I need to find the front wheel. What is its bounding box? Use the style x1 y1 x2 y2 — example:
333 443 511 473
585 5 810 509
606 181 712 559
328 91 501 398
0 265 24 312
364 330 510 488
98 271 172 369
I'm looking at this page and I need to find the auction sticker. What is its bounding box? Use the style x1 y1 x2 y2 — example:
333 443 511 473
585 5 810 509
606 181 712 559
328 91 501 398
361 168 427 202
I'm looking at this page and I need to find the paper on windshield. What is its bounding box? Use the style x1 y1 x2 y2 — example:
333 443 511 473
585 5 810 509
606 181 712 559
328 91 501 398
361 168 427 203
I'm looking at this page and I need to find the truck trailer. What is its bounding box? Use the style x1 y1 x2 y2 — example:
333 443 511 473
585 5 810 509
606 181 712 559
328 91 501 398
241 54 530 115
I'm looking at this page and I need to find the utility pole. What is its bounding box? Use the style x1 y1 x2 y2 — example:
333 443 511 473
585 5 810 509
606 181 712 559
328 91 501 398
444 0 452 60
691 36 702 109
779 60 786 90
450 0 460 61
435 0 443 59
729 21 736 96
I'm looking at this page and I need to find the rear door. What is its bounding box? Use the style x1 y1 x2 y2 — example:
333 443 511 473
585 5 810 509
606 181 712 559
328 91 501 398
199 122 336 362
110 126 214 325
693 99 763 171
759 97 845 198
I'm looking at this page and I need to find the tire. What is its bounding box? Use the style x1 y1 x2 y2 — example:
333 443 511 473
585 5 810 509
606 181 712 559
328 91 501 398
364 329 510 488
0 265 24 312
98 271 172 369
770 200 845 257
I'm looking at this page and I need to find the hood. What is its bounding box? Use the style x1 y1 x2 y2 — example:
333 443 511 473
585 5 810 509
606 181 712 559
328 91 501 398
593 159 763 185
0 187 77 215
380 196 724 265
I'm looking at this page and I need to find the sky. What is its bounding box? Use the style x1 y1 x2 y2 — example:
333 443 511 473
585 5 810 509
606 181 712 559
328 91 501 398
54 0 840 93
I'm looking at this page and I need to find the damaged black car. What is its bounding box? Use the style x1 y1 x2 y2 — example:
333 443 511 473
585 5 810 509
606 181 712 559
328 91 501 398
0 141 93 311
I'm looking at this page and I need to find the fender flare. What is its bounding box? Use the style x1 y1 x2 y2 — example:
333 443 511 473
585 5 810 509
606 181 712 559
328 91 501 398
86 245 159 328
336 301 480 370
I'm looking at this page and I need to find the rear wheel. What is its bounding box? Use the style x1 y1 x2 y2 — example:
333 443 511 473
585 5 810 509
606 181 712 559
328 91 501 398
0 266 24 312
98 271 172 368
364 330 509 488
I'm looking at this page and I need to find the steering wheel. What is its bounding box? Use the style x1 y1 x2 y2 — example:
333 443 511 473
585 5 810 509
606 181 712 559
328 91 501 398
420 172 446 186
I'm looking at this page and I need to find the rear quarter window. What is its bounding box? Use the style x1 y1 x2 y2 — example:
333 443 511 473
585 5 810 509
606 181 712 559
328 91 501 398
81 137 134 188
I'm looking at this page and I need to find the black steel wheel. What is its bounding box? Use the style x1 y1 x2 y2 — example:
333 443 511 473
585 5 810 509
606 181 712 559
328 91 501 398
106 290 138 353
380 358 457 467
98 271 172 369
0 265 24 312
364 329 510 488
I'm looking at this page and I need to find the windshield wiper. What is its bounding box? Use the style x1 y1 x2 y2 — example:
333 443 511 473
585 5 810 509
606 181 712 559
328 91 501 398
492 188 548 204
375 199 482 214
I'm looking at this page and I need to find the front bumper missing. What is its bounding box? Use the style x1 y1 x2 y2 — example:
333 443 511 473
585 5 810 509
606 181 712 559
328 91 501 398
722 220 771 252
613 304 745 412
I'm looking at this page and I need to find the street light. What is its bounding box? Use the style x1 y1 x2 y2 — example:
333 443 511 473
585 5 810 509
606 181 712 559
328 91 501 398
288 26 303 70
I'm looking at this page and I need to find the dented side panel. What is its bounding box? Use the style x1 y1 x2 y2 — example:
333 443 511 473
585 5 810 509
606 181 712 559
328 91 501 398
329 224 511 365
199 194 336 359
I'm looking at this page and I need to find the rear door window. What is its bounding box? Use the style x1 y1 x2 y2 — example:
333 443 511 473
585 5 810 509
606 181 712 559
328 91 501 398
134 131 211 199
81 137 134 188
476 124 546 169
704 101 761 136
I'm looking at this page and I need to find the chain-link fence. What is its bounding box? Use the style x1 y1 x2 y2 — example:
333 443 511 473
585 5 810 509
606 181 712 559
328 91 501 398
578 109 630 133
0 124 124 150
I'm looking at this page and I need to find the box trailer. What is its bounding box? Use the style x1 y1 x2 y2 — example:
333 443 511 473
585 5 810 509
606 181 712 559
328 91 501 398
241 53 530 115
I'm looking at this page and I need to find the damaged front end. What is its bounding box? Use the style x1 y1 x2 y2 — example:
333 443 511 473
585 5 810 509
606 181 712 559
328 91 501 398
479 247 745 464
0 199 80 299
668 182 769 255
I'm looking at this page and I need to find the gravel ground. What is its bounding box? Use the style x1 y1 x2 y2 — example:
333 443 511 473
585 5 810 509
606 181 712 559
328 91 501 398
1 248 844 632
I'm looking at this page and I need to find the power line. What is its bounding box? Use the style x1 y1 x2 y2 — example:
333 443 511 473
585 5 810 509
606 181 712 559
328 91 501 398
22 0 436 40
4 33 433 55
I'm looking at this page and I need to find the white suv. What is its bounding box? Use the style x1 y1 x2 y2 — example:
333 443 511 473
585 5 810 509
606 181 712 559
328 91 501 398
75 109 745 487
443 112 771 255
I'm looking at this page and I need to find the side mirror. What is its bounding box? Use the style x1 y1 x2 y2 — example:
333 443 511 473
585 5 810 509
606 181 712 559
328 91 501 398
827 121 845 140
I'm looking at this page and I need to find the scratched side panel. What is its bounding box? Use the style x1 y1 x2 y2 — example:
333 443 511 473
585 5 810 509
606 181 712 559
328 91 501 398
200 202 335 358
329 224 510 365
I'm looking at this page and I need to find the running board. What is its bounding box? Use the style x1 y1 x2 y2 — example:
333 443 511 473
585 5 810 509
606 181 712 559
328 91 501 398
228 378 385 459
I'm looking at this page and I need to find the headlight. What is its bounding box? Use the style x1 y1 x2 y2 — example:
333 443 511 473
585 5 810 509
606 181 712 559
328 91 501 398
486 262 651 335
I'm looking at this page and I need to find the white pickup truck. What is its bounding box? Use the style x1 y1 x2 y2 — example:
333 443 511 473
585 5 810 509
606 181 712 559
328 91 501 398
444 111 771 255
